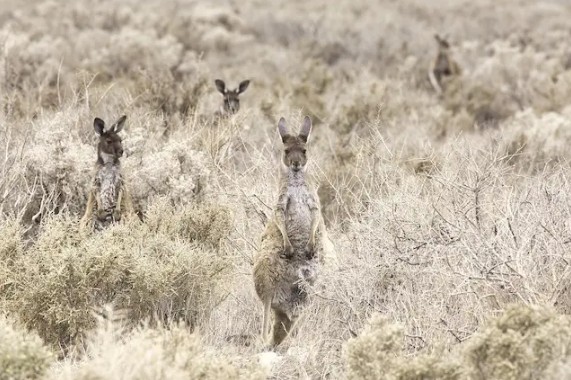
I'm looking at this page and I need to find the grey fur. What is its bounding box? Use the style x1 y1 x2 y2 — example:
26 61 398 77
80 116 134 232
214 79 250 116
253 116 330 346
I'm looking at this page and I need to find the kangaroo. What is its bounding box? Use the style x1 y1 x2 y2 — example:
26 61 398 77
429 34 461 95
253 116 327 347
214 79 250 116
80 115 134 231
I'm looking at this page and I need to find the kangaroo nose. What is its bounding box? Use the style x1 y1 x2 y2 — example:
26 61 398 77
117 148 124 157
292 161 300 170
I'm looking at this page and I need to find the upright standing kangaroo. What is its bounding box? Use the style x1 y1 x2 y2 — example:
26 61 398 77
253 116 327 347
429 34 461 95
80 115 134 231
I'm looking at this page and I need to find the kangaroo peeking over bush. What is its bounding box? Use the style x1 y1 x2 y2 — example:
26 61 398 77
253 116 330 347
429 34 461 94
214 79 250 116
80 115 135 231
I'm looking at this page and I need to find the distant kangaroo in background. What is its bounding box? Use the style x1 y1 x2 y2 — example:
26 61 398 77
80 115 135 231
429 34 461 95
253 116 333 347
214 79 250 116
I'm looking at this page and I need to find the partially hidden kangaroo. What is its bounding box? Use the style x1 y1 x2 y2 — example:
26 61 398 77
253 116 329 347
429 34 461 95
214 79 250 116
80 115 135 231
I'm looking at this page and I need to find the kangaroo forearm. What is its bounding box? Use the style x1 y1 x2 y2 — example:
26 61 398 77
115 188 123 213
274 209 289 244
121 187 135 215
82 191 95 219
428 69 442 94
309 209 320 243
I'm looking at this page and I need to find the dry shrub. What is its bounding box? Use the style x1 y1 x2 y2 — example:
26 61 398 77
87 28 183 79
132 69 208 117
18 110 93 221
346 305 571 380
0 221 28 303
0 315 53 380
289 59 332 121
125 136 212 208
0 219 24 264
442 39 571 130
329 69 385 135
1 199 232 351
500 110 571 172
144 197 233 248
49 321 264 380
345 314 461 380
462 305 571 380
317 139 372 226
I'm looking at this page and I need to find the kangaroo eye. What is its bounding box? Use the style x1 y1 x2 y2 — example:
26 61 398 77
106 139 113 144
285 149 290 154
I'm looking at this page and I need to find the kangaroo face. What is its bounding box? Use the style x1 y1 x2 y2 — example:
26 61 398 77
224 90 242 114
277 116 312 172
282 136 308 171
215 79 250 115
435 34 451 50
94 116 126 163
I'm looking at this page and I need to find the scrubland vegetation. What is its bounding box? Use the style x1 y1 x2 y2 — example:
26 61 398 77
1 0 571 378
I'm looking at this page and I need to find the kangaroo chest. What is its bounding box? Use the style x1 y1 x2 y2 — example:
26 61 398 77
95 164 122 212
435 53 452 75
285 183 313 240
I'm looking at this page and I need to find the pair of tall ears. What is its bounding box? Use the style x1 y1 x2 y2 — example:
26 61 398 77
278 116 312 143
215 79 250 94
94 115 127 135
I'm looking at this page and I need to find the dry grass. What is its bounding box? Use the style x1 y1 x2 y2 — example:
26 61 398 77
0 0 571 378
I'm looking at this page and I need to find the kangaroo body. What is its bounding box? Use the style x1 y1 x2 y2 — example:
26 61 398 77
80 116 134 231
89 158 128 230
96 160 122 213
429 34 461 94
253 116 329 346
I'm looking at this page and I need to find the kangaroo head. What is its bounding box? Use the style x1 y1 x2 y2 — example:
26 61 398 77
215 79 250 114
435 34 451 51
94 115 126 164
277 116 312 172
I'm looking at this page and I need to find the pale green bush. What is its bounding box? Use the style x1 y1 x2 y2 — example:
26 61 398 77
49 323 264 380
463 305 571 380
345 314 461 380
1 200 232 351
144 197 232 248
346 306 571 380
0 316 53 380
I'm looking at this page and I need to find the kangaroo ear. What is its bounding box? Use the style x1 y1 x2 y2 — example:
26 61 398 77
112 115 127 133
277 117 289 141
94 118 105 135
215 79 226 94
238 80 250 94
299 116 312 142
